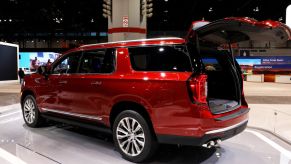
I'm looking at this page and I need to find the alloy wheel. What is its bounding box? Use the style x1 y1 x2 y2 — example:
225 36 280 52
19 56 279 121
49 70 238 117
23 98 36 124
116 117 145 157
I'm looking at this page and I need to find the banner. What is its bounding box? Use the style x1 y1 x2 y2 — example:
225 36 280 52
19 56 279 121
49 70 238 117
19 52 60 73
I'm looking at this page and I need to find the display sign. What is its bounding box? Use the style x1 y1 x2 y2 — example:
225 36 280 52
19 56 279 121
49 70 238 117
123 16 129 27
19 52 60 73
236 56 291 73
261 56 291 64
253 64 291 70
236 56 291 65
236 59 261 66
0 43 18 81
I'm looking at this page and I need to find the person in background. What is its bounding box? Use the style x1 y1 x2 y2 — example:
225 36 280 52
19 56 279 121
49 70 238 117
18 68 25 84
46 59 52 67
31 57 39 72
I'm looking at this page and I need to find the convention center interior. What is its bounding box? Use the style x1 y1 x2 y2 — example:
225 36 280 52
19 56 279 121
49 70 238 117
0 0 291 164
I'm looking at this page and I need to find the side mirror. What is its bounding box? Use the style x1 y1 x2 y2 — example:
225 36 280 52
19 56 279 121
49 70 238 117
37 66 49 78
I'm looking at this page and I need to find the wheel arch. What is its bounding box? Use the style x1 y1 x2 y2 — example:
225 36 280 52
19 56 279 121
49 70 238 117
21 89 36 107
109 101 156 136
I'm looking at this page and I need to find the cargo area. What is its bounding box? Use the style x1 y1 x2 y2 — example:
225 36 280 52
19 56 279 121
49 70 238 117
200 48 241 114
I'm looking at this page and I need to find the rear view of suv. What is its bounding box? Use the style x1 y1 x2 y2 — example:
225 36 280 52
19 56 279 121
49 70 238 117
20 17 291 163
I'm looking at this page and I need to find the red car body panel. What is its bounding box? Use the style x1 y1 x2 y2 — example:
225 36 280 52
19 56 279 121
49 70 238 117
186 17 291 44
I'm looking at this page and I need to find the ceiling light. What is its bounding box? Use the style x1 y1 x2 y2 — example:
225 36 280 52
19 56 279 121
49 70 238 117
55 18 61 23
253 6 259 12
209 7 213 12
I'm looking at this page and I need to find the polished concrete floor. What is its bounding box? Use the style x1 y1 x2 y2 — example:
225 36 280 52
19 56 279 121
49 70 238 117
0 104 291 164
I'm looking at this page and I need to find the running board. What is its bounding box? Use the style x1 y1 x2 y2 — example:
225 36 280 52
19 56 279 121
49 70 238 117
42 114 112 135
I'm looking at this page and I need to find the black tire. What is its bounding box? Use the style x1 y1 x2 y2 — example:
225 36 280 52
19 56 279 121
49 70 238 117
113 110 158 163
22 95 46 127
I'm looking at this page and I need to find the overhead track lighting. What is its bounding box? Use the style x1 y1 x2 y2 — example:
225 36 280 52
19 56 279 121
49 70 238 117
102 0 112 21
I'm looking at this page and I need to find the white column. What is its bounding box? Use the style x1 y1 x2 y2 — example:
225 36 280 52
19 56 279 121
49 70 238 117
108 0 147 42
286 5 291 28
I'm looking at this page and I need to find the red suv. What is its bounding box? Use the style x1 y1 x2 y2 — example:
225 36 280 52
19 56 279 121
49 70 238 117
21 18 290 163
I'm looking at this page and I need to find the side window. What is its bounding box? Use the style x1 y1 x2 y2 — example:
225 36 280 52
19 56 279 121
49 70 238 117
52 53 81 74
128 46 192 72
79 49 115 74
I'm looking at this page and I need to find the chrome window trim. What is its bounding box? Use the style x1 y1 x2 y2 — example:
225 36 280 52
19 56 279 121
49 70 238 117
205 119 248 134
42 108 102 121
80 37 184 48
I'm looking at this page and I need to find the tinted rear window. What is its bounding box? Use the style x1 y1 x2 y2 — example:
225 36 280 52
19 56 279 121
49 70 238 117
202 57 223 71
128 46 192 72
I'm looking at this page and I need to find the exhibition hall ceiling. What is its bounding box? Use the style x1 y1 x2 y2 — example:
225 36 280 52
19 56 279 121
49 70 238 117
0 0 290 33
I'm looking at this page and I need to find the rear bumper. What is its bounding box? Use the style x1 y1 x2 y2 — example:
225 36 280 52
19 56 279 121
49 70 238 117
157 119 248 146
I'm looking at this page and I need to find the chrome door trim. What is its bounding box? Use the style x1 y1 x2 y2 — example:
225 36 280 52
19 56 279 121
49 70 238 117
42 108 102 121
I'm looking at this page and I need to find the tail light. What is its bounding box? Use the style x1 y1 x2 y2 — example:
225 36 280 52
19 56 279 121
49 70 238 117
188 74 208 104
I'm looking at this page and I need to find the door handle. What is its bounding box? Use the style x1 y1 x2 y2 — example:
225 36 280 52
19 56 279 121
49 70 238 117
34 78 41 84
58 81 68 84
91 81 102 86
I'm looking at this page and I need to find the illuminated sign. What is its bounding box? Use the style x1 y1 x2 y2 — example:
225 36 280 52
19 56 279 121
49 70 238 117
253 64 291 70
236 56 291 65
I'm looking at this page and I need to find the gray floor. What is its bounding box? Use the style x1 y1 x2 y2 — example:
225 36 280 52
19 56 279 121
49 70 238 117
0 105 291 164
0 93 19 106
